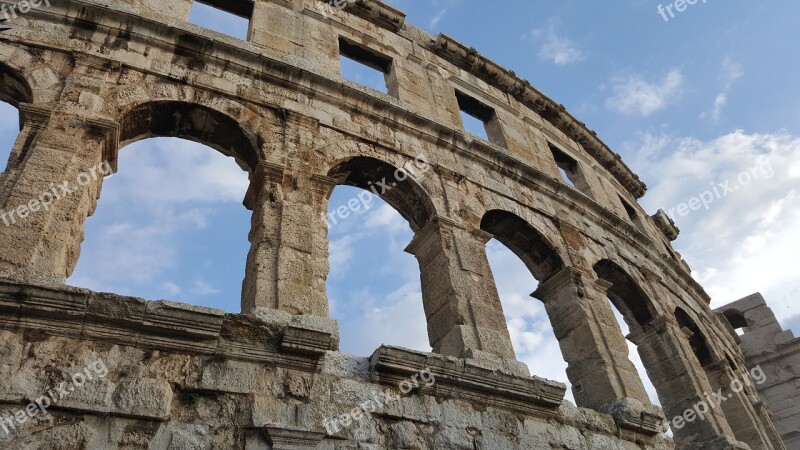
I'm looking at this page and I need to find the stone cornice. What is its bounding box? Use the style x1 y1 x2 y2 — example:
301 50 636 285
319 0 406 32
652 209 680 241
0 280 331 373
430 34 647 199
369 346 566 418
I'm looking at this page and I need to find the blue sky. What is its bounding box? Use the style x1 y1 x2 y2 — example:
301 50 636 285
2 0 799 407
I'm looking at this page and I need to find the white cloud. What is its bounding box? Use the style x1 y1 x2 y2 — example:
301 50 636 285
531 22 586 66
67 138 250 303
336 281 430 356
700 93 728 122
162 281 182 297
429 8 448 29
720 58 744 88
606 69 684 117
191 279 221 295
701 59 743 122
328 233 362 276
630 131 800 323
110 138 249 205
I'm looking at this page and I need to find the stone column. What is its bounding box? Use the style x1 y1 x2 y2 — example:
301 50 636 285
0 105 118 281
704 359 782 450
628 316 744 449
405 216 516 361
242 162 336 317
532 267 654 410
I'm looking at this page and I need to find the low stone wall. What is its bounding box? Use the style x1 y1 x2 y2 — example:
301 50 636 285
0 279 674 449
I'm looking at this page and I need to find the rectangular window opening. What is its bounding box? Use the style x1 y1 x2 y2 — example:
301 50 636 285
455 90 506 147
338 37 395 96
549 144 593 197
189 0 252 40
619 196 647 232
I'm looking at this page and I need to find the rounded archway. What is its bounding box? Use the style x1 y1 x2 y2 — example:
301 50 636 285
0 63 33 177
480 209 564 282
325 155 435 356
327 156 436 232
120 101 263 173
593 259 656 329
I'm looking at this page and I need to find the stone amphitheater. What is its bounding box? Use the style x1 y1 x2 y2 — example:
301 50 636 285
0 0 796 449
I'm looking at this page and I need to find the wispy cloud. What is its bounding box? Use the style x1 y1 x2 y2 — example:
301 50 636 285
701 58 743 122
529 21 586 66
191 279 222 295
605 69 684 117
429 8 447 29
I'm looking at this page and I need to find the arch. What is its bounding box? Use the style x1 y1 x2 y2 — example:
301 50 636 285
593 259 655 329
327 156 436 232
71 136 251 309
675 307 714 366
119 101 263 173
0 61 33 106
479 209 565 282
0 62 32 177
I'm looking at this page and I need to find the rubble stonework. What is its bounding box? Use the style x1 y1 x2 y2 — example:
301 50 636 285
0 0 789 448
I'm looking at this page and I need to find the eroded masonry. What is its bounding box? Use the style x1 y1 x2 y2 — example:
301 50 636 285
0 0 794 449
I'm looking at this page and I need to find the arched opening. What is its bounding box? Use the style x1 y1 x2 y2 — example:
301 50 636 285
0 63 33 176
722 309 750 336
68 102 258 311
120 101 262 173
325 156 434 356
675 307 714 366
593 260 655 328
68 137 250 311
0 101 17 175
593 260 661 407
480 210 572 397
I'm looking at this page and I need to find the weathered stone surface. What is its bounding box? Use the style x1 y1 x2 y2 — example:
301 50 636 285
0 0 789 448
717 295 800 449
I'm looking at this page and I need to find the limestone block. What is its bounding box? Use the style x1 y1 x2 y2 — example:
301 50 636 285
112 378 174 420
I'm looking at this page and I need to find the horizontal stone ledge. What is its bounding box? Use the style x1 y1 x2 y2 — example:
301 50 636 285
263 425 326 449
0 280 329 373
369 346 566 418
316 0 406 32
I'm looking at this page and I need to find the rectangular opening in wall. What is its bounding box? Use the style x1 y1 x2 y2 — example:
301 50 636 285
338 37 395 96
549 144 593 198
455 90 505 147
189 0 252 40
619 196 647 232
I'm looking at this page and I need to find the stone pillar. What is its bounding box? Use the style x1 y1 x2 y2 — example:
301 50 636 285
532 267 654 410
628 316 744 449
404 216 516 361
0 105 118 281
704 359 783 450
242 162 335 317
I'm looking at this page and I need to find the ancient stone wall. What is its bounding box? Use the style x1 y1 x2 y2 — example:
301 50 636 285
0 0 788 448
717 294 800 448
